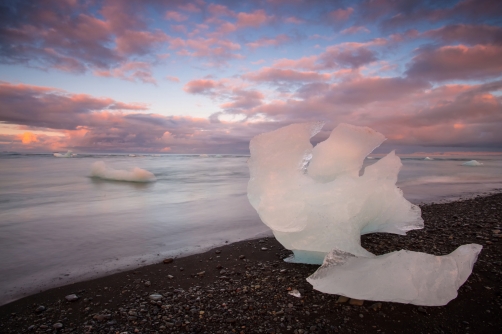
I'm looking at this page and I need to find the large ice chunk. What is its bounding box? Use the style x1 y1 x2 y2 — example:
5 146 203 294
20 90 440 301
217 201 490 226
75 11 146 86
247 123 423 263
307 244 482 306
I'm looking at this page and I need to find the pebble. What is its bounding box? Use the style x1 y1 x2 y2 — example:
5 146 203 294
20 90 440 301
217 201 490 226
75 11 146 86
336 296 349 303
144 281 151 287
35 305 45 313
53 322 63 329
65 294 78 302
163 258 173 264
370 302 382 311
349 298 364 306
149 294 163 301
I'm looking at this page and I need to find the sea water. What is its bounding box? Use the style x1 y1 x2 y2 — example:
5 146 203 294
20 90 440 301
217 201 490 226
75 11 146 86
0 153 501 305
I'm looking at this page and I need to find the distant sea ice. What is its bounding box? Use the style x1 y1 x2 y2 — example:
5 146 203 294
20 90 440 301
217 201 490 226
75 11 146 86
90 161 156 182
462 160 483 166
54 150 74 158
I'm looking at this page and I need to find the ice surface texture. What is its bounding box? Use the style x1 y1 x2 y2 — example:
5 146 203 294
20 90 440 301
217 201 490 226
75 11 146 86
247 122 423 263
307 244 482 306
90 161 156 182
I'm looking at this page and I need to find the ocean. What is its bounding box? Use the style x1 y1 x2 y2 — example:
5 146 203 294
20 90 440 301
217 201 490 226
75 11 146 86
1 153 501 305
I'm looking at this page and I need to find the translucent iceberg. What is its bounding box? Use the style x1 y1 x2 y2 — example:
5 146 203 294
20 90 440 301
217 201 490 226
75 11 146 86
462 160 483 166
247 123 423 263
307 244 482 306
90 161 156 182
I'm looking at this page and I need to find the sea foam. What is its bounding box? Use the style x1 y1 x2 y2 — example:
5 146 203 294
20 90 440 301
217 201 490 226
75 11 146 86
90 161 156 182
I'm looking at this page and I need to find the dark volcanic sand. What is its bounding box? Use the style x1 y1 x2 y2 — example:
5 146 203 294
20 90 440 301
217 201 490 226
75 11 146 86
1 194 501 334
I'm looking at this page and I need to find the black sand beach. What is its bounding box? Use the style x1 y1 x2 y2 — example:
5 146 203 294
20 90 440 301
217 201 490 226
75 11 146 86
1 194 501 334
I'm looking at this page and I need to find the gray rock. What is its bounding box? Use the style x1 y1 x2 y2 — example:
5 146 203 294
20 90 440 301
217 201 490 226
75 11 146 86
149 293 163 301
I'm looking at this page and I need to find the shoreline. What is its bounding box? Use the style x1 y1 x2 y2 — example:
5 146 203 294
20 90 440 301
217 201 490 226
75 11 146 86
1 194 501 333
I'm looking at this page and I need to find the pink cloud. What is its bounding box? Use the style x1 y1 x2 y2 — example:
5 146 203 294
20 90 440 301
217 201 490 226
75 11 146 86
171 25 188 34
246 34 291 49
423 24 502 45
406 44 502 81
284 16 304 24
244 68 331 83
94 61 157 84
220 89 264 111
183 79 221 94
115 30 169 56
272 40 386 71
273 56 318 70
169 37 242 65
341 26 370 35
236 10 272 28
165 11 188 22
166 76 180 83
178 3 201 13
328 7 354 21
207 4 235 17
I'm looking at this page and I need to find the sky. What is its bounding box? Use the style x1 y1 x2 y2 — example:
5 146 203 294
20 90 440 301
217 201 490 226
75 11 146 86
0 0 501 154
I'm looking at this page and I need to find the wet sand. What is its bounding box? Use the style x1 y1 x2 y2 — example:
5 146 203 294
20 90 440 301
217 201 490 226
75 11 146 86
0 194 501 333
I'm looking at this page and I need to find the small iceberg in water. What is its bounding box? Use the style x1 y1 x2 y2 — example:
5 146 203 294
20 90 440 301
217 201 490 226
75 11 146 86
54 150 76 158
462 160 483 166
90 161 156 182
424 157 433 160
128 154 136 157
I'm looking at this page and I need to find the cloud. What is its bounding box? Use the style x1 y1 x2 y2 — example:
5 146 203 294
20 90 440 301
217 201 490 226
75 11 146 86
0 80 268 153
115 30 169 56
246 34 291 49
236 10 272 28
243 68 331 83
406 44 502 82
0 82 148 130
328 7 354 21
423 24 502 46
359 0 502 31
318 44 379 69
20 132 39 144
220 89 264 111
95 61 157 84
183 79 222 94
165 11 188 22
168 37 242 65
0 0 169 81
284 16 305 24
341 26 370 35
166 76 180 83
272 40 386 71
